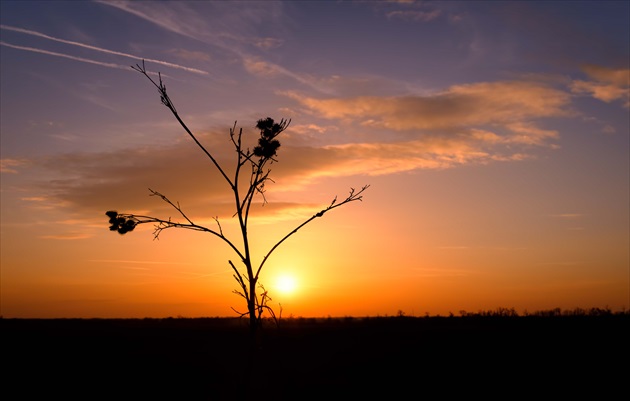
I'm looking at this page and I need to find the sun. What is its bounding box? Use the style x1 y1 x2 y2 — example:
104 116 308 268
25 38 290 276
275 274 297 295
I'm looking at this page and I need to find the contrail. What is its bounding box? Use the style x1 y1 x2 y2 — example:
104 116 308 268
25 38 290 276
1 41 130 70
0 24 209 75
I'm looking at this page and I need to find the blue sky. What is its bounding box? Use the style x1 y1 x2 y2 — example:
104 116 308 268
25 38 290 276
1 1 628 318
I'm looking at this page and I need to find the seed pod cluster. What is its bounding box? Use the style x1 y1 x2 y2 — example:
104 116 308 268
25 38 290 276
253 117 282 158
106 211 137 234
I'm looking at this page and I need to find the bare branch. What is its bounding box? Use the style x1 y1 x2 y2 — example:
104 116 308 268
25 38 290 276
255 184 370 279
148 188 194 225
105 208 246 262
213 216 223 236
230 260 248 301
132 61 234 188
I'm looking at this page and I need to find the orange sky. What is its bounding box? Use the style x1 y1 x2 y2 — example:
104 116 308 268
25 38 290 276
1 1 628 318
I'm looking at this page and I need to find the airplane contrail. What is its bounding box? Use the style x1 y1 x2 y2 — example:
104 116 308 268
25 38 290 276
0 24 209 75
1 41 131 70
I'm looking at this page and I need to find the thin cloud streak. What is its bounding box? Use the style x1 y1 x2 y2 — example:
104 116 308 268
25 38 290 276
0 41 131 70
39 233 93 240
386 9 441 22
96 1 201 41
98 2 332 94
242 56 331 94
89 259 196 266
0 158 29 174
0 24 209 75
550 214 583 219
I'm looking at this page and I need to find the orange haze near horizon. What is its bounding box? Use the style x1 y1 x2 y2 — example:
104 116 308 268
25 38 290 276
1 1 628 318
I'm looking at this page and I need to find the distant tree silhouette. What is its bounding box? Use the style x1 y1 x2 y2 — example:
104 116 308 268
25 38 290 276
106 61 369 337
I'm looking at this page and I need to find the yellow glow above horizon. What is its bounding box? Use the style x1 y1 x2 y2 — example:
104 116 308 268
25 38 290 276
273 273 298 296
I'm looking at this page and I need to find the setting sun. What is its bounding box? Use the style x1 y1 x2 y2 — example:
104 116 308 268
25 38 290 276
275 275 298 295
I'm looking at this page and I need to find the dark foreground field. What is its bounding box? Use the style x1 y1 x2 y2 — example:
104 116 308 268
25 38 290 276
2 315 628 400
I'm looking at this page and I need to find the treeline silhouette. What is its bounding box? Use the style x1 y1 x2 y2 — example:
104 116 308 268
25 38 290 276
455 305 626 317
130 305 628 321
2 305 626 322
2 307 627 400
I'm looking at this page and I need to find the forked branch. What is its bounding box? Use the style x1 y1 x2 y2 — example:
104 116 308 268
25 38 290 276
106 189 245 261
131 60 233 187
255 184 370 279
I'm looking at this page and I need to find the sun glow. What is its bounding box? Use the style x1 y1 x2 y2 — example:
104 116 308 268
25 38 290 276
275 274 297 295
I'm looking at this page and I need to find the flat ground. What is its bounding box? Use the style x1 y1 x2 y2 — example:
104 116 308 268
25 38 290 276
1 315 628 400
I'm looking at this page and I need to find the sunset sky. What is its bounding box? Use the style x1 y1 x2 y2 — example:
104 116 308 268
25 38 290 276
1 1 628 318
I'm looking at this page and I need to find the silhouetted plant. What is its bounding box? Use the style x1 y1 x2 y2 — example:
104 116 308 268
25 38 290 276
106 61 369 338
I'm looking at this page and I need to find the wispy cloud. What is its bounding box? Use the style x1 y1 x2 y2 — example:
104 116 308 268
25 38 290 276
96 1 203 41
0 158 29 174
242 57 285 77
237 53 331 93
96 2 330 93
379 0 442 22
535 261 584 266
98 1 276 52
165 48 211 62
89 259 195 266
39 232 93 240
581 65 629 86
386 9 441 22
550 214 584 219
282 80 568 163
0 24 209 75
14 130 533 223
411 267 477 278
284 80 572 131
570 65 630 107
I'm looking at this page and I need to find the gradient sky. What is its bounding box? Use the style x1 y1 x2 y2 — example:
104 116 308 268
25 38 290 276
1 1 628 318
